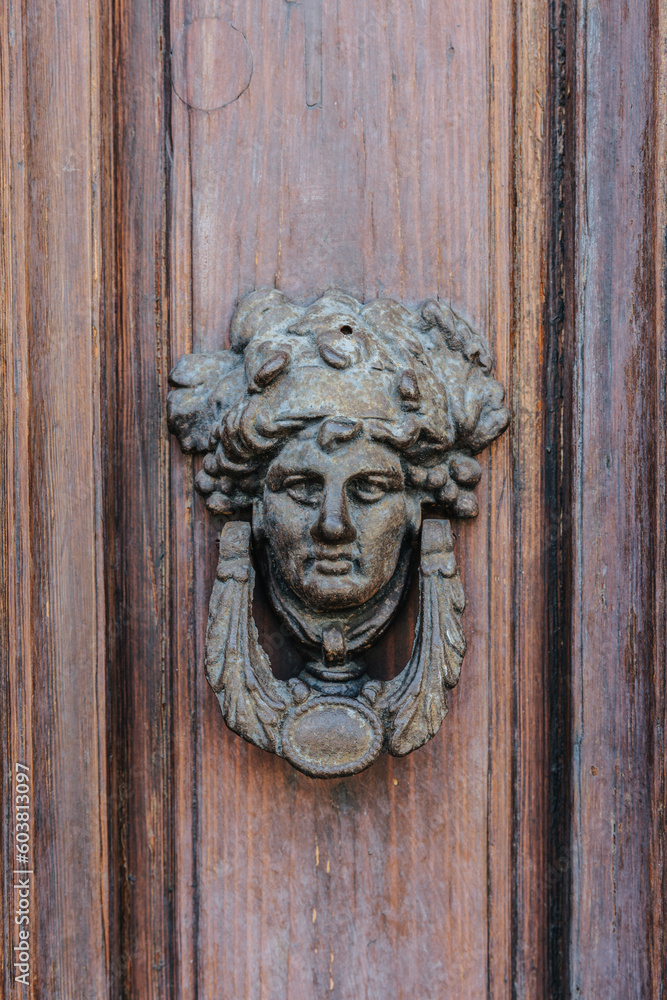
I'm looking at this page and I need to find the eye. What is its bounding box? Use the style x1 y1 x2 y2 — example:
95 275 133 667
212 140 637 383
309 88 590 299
348 476 391 504
283 475 323 506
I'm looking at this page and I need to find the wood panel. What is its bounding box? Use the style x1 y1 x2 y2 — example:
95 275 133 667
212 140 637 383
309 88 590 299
165 0 549 996
0 0 113 996
566 0 667 996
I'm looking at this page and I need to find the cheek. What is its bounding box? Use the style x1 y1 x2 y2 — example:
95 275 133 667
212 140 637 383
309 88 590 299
355 496 410 553
261 493 313 554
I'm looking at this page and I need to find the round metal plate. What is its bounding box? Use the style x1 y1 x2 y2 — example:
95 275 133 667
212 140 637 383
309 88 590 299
280 697 383 778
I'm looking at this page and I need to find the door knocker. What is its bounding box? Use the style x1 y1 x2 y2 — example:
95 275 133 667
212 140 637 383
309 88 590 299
168 289 509 777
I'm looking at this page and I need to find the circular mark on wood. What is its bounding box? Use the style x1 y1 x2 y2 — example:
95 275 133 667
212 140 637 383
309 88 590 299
281 697 383 778
171 18 252 112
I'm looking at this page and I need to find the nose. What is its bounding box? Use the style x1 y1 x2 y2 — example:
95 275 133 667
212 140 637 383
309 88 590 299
311 486 357 545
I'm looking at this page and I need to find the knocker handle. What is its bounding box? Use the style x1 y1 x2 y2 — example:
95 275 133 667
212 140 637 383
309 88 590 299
205 518 465 777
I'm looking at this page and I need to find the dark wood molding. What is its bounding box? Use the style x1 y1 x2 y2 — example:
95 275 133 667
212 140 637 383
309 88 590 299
563 0 667 995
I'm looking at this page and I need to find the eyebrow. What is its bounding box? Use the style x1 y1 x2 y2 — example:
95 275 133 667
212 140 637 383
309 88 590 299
266 463 404 490
350 470 404 485
266 464 324 489
348 469 403 480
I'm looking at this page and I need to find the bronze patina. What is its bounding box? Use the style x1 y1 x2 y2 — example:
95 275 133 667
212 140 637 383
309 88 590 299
167 289 509 777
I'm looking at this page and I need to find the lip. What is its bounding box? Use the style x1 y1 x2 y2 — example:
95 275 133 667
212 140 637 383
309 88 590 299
314 558 352 576
312 551 355 576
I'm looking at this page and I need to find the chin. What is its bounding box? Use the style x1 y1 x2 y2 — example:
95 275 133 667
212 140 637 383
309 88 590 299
301 572 375 611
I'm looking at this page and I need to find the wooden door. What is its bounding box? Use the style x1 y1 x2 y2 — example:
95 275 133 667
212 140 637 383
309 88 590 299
1 0 665 997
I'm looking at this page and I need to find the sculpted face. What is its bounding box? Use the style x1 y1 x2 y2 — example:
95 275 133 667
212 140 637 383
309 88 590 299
257 432 420 611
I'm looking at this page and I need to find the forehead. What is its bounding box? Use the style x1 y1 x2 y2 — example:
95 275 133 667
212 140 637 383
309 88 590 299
270 430 402 474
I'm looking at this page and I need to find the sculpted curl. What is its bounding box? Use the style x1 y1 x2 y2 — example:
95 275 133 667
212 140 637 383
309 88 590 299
167 288 509 519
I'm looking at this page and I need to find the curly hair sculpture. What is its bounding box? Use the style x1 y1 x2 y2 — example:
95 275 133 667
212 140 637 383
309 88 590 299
167 288 509 519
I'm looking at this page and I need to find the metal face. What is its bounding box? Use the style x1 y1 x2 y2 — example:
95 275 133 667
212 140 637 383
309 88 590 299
260 434 415 610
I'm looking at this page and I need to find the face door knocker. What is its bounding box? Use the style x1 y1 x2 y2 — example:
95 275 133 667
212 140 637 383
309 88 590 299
167 289 509 777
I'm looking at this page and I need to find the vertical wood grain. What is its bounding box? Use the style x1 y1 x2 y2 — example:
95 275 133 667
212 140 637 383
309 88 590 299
653 3 667 990
486 0 514 993
511 0 550 995
567 0 667 996
168 8 199 998
111 0 173 996
545 0 572 994
0 0 113 995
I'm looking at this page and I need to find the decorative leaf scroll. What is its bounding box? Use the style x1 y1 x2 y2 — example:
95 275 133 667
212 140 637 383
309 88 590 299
376 520 465 756
205 522 294 751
